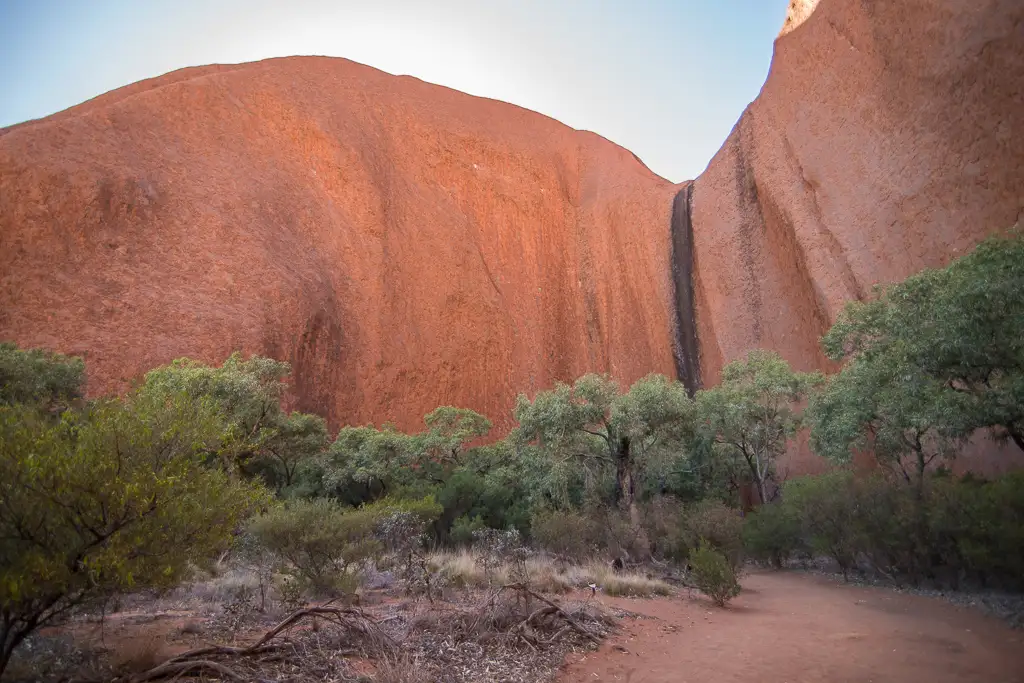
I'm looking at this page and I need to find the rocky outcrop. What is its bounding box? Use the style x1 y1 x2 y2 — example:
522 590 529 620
1 0 1022 471
0 57 679 431
689 0 1024 472
691 0 1024 386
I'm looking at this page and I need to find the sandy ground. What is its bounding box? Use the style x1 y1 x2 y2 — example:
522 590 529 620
560 571 1024 683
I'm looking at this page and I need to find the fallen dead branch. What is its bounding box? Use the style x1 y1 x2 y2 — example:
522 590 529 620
503 583 601 644
461 582 604 649
124 606 393 682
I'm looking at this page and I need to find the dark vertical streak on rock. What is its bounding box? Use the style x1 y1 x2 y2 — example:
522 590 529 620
670 182 701 396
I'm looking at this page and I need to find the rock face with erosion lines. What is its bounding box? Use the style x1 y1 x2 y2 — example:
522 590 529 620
0 58 679 431
1 0 1023 475
686 0 1024 473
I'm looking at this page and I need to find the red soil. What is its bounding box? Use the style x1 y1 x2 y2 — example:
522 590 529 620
561 572 1024 683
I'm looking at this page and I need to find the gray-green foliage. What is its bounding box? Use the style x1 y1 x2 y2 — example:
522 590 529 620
695 350 822 503
680 499 744 570
810 233 1024 476
512 374 693 515
0 390 269 675
0 342 84 409
248 499 381 595
807 353 963 486
689 540 741 607
140 354 329 489
319 407 491 501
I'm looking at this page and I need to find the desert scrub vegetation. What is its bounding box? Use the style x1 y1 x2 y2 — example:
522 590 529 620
426 550 672 598
4 230 1024 680
0 370 269 675
689 540 741 607
744 469 1024 589
248 499 382 596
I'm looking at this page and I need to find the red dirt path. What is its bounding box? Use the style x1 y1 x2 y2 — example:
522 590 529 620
560 571 1024 683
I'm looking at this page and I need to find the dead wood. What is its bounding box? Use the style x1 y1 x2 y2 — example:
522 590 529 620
126 606 392 682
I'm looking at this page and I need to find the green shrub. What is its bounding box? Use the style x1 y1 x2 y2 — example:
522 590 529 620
743 502 803 568
639 496 687 560
689 540 741 607
783 470 862 579
450 514 487 547
0 342 85 408
249 499 381 595
971 471 1024 587
851 476 923 584
0 394 268 677
926 471 1024 589
680 499 744 569
530 506 648 560
530 508 601 560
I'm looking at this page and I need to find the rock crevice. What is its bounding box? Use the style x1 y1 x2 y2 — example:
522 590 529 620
669 182 700 396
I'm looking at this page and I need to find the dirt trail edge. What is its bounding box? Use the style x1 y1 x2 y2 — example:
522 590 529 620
560 571 1024 683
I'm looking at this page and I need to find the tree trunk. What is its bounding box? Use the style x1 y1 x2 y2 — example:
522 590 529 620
755 476 769 508
1008 426 1024 454
0 622 33 679
613 437 640 526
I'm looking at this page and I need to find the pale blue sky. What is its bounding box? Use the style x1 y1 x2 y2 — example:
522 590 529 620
0 1 787 181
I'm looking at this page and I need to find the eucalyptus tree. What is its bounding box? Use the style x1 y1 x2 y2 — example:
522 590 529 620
512 373 694 520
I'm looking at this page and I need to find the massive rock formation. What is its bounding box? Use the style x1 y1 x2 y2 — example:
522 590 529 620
689 0 1024 387
2 0 1022 460
687 0 1024 472
0 58 679 431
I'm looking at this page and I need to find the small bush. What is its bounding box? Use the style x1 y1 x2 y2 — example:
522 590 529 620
589 566 672 597
530 508 601 560
743 502 803 568
689 540 741 607
249 499 380 596
783 470 862 579
640 496 687 561
680 499 744 569
450 514 487 547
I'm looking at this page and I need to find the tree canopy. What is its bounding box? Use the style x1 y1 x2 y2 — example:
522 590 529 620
820 233 1024 452
512 373 693 517
0 390 269 673
317 407 492 504
139 353 328 487
694 350 821 503
0 342 85 409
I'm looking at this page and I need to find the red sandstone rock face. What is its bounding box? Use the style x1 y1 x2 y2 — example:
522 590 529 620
2 0 1022 473
689 0 1024 472
0 57 679 431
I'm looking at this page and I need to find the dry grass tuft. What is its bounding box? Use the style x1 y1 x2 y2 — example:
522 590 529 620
373 653 429 683
427 551 672 598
